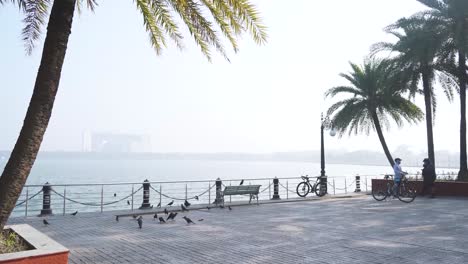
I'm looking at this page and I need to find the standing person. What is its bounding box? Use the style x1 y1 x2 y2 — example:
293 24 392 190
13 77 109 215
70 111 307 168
421 158 436 198
393 158 407 197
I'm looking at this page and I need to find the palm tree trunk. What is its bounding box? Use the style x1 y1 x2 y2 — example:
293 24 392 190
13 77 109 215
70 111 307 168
371 111 394 168
458 50 468 181
421 70 435 168
0 0 76 230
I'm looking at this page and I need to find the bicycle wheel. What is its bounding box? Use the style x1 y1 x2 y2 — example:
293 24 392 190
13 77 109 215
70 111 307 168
296 182 310 197
372 183 389 201
397 182 417 203
314 182 326 197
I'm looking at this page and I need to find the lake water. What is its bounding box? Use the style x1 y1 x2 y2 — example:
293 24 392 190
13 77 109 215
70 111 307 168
0 158 456 185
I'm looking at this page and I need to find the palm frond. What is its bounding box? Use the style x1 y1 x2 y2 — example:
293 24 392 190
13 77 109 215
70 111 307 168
226 0 267 45
135 0 166 54
0 0 26 10
324 86 362 98
21 0 50 55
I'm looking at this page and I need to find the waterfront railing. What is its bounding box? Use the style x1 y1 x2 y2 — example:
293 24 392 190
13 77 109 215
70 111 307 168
12 172 456 217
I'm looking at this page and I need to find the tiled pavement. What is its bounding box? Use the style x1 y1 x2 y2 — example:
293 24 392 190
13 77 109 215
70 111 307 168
8 195 468 263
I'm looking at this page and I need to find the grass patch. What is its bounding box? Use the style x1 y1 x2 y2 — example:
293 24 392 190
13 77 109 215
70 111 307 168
0 229 30 254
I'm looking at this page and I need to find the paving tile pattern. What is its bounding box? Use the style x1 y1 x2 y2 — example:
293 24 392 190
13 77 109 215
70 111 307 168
8 196 468 263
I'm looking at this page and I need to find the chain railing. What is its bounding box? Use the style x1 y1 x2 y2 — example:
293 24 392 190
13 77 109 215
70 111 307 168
12 174 396 217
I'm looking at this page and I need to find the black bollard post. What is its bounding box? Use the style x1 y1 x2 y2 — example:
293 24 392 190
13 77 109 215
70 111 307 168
320 176 328 195
272 177 280 200
40 182 53 216
354 175 361 192
213 178 223 205
139 179 152 209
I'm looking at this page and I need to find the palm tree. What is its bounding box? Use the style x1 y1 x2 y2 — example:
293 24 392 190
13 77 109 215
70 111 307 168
413 0 468 180
0 0 267 230
325 59 424 167
371 16 457 170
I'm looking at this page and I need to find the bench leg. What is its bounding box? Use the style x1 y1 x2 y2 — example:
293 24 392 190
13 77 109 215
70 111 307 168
249 194 253 204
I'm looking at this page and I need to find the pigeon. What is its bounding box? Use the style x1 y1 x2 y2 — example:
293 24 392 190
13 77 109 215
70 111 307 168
156 202 161 208
182 216 195 224
71 211 78 216
167 200 174 206
132 214 138 219
194 196 199 201
184 200 191 207
116 216 119 222
158 217 166 223
164 208 168 215
43 219 49 225
114 193 117 197
228 206 232 211
240 179 244 185
167 212 178 221
206 206 211 210
127 200 130 205
137 216 143 229
198 219 204 222
153 213 158 221
181 204 188 212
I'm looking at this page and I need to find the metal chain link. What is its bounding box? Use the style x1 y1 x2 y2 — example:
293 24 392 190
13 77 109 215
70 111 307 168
150 184 216 201
15 190 43 207
279 182 296 193
51 187 142 206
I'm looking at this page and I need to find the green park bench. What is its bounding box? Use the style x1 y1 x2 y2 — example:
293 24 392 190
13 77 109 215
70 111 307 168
222 185 261 206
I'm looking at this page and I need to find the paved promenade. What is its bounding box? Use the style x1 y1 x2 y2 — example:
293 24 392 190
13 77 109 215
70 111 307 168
8 195 468 264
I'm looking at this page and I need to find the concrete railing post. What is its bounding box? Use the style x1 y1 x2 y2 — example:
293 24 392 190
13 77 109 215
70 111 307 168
214 178 223 205
40 182 53 216
139 179 152 209
354 175 361 192
272 177 280 200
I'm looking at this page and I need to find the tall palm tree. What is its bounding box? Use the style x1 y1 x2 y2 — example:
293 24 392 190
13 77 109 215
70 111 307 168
414 0 468 180
325 59 424 167
0 0 267 230
371 16 457 170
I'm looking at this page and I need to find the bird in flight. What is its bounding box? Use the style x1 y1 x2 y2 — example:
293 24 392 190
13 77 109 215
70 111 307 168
181 204 188 212
132 214 138 219
137 216 143 229
153 213 158 221
156 202 161 208
206 206 211 210
240 179 244 185
71 211 78 216
184 200 191 207
114 193 117 197
194 196 199 200
159 217 166 224
167 200 174 206
198 219 204 222
43 219 49 225
127 200 130 205
182 216 195 224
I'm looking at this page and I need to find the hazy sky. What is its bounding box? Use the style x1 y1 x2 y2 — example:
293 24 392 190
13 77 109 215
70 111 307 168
0 0 461 154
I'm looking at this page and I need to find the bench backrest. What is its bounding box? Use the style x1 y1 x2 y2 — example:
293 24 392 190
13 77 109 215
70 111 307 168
223 185 261 195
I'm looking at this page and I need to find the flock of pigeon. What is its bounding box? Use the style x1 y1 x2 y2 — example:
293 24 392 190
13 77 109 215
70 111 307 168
119 199 232 229
42 198 233 229
42 180 243 228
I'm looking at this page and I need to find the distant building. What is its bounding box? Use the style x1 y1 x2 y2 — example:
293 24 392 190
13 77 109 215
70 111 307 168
82 131 151 153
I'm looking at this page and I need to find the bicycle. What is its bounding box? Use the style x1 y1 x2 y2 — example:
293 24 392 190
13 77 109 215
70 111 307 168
296 175 326 197
372 174 417 203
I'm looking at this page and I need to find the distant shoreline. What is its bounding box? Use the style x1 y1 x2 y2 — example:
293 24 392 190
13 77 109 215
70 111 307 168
0 150 460 169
